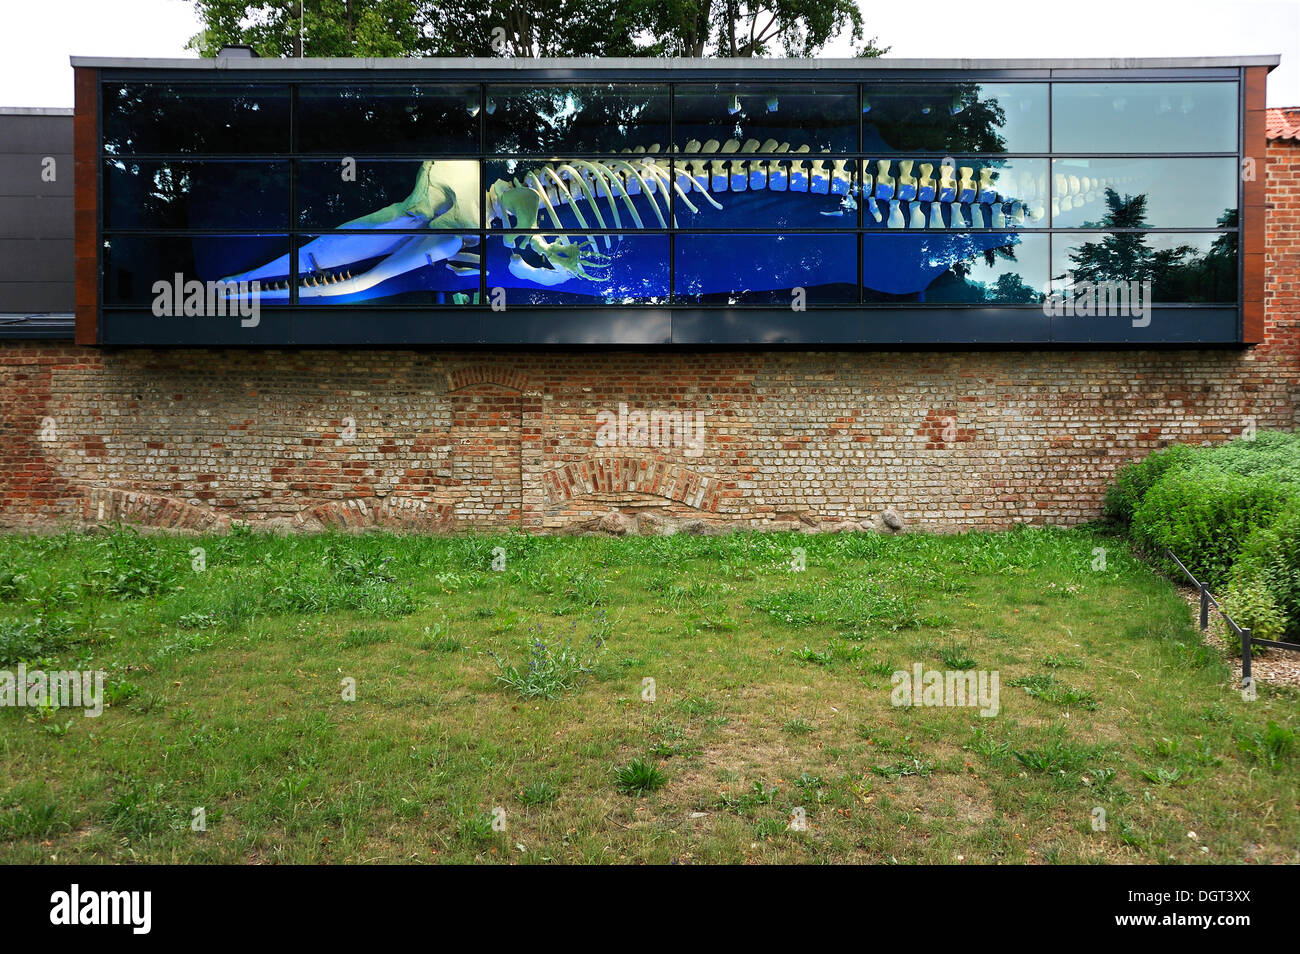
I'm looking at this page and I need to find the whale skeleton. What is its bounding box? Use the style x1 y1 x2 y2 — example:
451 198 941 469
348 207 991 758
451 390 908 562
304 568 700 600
221 144 1118 299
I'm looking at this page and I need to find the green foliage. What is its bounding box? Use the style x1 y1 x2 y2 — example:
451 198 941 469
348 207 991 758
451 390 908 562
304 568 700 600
1131 468 1291 587
87 529 181 600
0 616 77 667
491 625 604 698
188 0 888 59
1110 431 1300 638
614 758 667 795
1104 443 1196 525
1225 509 1300 642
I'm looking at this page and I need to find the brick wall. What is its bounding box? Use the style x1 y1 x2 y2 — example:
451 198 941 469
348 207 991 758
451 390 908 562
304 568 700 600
1 138 1297 535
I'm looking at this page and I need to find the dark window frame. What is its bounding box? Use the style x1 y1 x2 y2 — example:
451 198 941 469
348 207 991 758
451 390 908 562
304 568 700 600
93 65 1246 346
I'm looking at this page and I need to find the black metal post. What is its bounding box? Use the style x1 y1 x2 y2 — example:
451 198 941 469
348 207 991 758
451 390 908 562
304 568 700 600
1241 627 1252 683
1199 584 1210 630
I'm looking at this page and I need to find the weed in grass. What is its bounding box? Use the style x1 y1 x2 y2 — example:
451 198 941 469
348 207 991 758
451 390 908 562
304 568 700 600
782 718 815 736
791 646 833 665
675 696 720 718
1139 767 1185 786
0 615 79 666
340 627 388 649
1012 733 1111 775
1237 721 1297 770
456 810 500 844
1043 653 1083 669
872 758 934 779
793 773 823 789
938 645 977 670
1008 674 1099 711
490 624 604 699
716 781 778 815
518 780 559 805
754 818 786 838
615 758 667 796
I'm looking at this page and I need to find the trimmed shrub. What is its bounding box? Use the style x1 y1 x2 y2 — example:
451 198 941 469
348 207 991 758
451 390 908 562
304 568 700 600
1226 510 1300 643
1104 443 1197 526
1130 468 1292 587
1219 577 1287 654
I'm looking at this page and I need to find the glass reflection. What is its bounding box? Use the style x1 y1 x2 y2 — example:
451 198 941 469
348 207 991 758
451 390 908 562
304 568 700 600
674 233 856 304
862 83 1048 153
102 234 291 305
674 84 857 152
103 159 288 230
1052 82 1237 153
863 233 1046 303
1051 158 1237 229
294 233 481 305
486 84 670 154
296 84 479 154
860 158 1048 229
102 83 289 155
1052 229 1237 303
298 160 478 230
487 233 669 304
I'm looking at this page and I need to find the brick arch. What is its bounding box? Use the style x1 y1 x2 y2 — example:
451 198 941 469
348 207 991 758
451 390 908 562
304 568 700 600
542 457 720 512
445 365 530 394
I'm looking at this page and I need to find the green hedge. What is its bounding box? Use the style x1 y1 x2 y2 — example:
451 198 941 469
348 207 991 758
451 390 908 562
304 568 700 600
1109 431 1300 649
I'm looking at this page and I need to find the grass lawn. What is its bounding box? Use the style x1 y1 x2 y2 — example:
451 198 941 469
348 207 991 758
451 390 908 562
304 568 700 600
0 525 1296 864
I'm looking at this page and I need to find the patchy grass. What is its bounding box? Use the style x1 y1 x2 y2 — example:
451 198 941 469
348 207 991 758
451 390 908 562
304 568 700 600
0 525 1295 864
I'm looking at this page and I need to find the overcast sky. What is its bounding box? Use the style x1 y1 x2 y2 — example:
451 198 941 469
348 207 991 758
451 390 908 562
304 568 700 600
2 0 1297 108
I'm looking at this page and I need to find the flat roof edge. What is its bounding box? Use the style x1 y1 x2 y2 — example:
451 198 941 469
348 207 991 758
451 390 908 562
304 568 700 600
69 54 1283 71
0 107 75 115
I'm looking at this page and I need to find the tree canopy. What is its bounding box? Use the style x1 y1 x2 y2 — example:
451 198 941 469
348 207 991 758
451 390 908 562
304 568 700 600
186 0 888 59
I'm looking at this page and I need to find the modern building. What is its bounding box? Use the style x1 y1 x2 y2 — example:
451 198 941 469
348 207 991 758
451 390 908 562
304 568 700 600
0 54 1295 533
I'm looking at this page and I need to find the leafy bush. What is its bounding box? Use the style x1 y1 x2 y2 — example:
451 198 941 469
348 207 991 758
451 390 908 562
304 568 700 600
1225 510 1300 642
0 616 77 666
1105 443 1196 526
1110 430 1300 641
87 529 181 600
1130 468 1292 587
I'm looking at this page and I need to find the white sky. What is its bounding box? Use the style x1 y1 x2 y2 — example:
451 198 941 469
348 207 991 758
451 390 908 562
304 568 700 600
1 0 1297 108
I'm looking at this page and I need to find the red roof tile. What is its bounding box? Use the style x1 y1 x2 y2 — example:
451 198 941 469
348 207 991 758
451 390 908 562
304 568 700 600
1266 107 1300 141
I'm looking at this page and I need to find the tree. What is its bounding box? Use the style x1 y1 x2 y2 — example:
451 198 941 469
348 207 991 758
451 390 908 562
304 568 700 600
186 0 887 59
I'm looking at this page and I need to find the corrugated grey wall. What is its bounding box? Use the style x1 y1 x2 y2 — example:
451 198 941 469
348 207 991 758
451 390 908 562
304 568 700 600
0 110 74 316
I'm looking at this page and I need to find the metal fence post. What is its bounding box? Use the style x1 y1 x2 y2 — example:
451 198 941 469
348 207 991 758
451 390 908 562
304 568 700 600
1199 584 1210 630
1241 627 1252 683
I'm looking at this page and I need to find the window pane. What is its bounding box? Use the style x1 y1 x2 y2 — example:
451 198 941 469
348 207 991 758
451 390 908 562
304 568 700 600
296 84 479 154
674 83 857 152
296 233 480 305
486 233 668 304
863 233 1047 303
102 234 290 305
298 160 479 230
861 158 1048 229
485 158 673 231
1051 232 1237 303
1052 82 1237 153
862 83 1047 153
672 154 857 229
1051 158 1238 229
674 233 857 304
485 84 670 154
102 83 289 154
103 159 288 230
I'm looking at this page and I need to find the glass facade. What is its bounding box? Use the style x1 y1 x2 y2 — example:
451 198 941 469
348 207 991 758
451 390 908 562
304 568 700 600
96 69 1244 342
